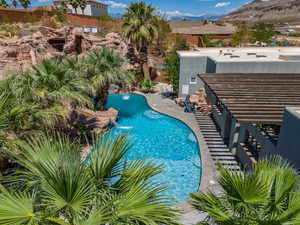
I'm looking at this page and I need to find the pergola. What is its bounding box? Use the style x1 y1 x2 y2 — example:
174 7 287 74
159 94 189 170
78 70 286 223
199 73 300 125
198 73 300 169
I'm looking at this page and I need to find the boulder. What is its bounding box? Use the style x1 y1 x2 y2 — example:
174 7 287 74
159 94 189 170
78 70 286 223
72 107 119 134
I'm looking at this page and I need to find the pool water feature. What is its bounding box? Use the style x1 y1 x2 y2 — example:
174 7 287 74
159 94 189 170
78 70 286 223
106 94 201 203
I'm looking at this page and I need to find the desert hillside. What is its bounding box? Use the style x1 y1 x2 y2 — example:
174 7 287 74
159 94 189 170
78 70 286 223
221 0 300 22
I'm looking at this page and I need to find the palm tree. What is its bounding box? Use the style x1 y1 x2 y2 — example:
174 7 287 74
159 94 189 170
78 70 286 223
0 57 90 135
122 2 160 77
191 156 300 225
0 0 8 8
83 47 133 110
0 134 180 224
57 1 68 13
18 0 30 9
78 0 87 14
31 57 90 106
69 0 79 14
11 0 17 8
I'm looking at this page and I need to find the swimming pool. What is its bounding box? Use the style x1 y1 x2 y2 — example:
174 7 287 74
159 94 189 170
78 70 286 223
106 94 201 203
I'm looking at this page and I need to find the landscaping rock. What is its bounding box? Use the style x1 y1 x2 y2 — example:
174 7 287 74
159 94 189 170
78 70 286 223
71 107 118 134
0 25 139 78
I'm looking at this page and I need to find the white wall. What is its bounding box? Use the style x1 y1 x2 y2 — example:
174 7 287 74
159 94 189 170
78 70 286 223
54 1 107 17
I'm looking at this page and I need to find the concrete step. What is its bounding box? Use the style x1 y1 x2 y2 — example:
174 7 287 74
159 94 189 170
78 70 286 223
194 114 241 172
211 152 235 157
204 138 224 141
206 144 228 148
212 156 236 161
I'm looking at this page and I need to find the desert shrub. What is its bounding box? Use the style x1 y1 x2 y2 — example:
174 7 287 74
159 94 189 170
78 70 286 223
140 79 155 93
0 23 22 38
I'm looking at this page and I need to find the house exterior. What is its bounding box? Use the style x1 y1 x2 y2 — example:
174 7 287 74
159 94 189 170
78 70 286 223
169 21 236 47
54 0 108 17
177 47 300 96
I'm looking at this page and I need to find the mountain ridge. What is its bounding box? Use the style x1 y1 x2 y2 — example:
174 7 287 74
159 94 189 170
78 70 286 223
221 0 300 22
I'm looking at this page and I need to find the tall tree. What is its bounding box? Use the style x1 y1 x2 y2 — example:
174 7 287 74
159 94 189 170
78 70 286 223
191 156 300 225
252 22 275 44
18 0 30 9
164 35 189 93
0 134 180 224
122 2 160 77
232 21 252 47
78 0 86 14
154 17 171 56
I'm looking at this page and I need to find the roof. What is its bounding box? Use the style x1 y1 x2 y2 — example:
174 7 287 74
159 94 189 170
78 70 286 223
53 0 107 5
199 73 300 125
177 47 300 62
0 5 55 12
169 21 236 35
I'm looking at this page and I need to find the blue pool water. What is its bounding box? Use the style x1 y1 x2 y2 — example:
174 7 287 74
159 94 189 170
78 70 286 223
106 94 201 203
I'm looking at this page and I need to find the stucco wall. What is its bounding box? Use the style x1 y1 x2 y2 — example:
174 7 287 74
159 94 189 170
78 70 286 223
179 54 300 96
215 61 300 73
277 107 300 171
179 56 209 96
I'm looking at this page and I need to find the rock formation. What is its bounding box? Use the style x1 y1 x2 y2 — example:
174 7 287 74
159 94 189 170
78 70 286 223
0 26 139 79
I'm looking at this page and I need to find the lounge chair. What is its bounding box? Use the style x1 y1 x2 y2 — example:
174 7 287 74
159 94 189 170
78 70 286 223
181 95 195 113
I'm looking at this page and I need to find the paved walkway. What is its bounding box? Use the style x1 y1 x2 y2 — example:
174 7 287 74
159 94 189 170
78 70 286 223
142 92 221 225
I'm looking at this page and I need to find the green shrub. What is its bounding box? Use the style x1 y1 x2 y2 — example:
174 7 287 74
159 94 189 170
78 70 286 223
140 79 154 93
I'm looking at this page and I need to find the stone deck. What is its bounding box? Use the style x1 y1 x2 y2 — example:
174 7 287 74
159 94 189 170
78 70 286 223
141 92 220 225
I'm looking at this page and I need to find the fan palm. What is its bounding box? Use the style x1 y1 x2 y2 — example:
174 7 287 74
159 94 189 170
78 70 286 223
18 0 30 8
83 47 133 110
0 57 90 135
122 2 160 76
0 134 180 224
191 156 300 225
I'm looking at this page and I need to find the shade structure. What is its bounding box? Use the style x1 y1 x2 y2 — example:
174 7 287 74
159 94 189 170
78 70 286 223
199 73 300 125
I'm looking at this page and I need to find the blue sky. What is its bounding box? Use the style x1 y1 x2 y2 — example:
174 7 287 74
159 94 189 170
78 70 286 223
26 0 251 17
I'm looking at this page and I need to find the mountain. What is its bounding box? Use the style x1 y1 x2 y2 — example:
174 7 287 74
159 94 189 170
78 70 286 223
168 14 224 21
109 13 123 19
221 0 300 22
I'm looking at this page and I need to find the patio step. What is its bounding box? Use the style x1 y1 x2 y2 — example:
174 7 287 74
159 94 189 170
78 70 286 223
194 112 241 172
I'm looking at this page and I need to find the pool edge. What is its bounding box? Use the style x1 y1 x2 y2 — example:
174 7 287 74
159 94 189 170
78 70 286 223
134 92 219 210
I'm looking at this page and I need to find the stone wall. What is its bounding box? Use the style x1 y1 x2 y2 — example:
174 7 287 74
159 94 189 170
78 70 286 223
0 8 120 30
0 8 47 23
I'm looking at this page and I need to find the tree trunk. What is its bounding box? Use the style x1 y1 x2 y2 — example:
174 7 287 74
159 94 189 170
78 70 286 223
95 82 109 111
139 46 150 79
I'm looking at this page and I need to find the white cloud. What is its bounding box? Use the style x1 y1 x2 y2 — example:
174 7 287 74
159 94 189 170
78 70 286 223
104 0 127 9
215 2 231 7
38 0 49 2
158 10 204 19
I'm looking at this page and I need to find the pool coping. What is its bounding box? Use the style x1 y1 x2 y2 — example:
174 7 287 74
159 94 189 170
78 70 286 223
135 92 220 214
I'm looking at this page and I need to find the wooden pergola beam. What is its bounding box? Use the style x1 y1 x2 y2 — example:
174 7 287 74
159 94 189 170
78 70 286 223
199 73 300 125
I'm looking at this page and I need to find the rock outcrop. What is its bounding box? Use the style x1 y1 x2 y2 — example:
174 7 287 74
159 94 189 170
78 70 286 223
70 107 118 134
0 26 139 79
221 0 300 22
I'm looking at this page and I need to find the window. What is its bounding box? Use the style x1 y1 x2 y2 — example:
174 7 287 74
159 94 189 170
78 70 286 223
190 76 197 84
